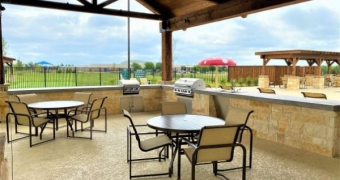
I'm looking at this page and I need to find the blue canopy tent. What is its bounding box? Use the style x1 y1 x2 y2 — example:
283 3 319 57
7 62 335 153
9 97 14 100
35 61 53 66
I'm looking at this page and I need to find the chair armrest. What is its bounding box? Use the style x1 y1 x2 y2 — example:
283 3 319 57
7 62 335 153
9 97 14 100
127 125 165 136
67 109 83 116
180 137 197 149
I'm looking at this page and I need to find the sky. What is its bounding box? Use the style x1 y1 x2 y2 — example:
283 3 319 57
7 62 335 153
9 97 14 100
2 0 340 67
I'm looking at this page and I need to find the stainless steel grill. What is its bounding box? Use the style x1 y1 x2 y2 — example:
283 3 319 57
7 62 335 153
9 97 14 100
173 78 205 97
118 79 140 95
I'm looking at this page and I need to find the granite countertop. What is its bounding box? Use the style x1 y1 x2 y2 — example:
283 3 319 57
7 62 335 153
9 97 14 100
194 88 340 111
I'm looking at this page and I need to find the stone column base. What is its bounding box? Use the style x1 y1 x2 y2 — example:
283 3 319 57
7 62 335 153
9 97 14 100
258 75 269 88
0 84 9 91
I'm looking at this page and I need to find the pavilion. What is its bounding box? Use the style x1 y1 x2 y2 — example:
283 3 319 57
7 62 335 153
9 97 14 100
0 0 311 86
256 49 340 76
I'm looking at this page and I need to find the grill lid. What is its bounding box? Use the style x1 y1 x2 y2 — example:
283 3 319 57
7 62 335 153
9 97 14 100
118 79 140 95
173 78 205 96
118 79 140 86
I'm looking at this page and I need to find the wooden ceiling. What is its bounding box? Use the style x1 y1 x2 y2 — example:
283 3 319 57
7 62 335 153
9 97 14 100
1 0 310 31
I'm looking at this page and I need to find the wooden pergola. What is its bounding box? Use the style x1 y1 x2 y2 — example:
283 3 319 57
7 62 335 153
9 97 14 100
0 0 311 85
2 56 15 83
256 50 340 76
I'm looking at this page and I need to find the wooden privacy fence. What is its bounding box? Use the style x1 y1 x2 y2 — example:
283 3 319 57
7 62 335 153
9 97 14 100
228 66 320 85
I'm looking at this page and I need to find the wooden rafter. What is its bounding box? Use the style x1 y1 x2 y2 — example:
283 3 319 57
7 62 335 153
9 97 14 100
98 0 118 8
137 0 174 18
1 0 162 20
284 58 293 66
306 59 315 66
77 0 91 6
166 0 309 31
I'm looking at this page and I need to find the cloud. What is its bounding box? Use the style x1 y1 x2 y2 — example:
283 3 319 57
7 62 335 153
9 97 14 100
1 0 339 67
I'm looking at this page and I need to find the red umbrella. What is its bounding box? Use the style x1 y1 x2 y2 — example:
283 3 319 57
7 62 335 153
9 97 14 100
198 58 236 87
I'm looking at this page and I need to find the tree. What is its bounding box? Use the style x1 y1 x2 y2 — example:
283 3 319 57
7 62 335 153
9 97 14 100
156 62 162 70
14 59 24 70
2 37 8 56
144 62 155 69
132 62 142 70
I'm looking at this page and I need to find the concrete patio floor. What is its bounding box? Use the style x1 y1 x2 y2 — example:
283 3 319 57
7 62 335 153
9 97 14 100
2 111 340 180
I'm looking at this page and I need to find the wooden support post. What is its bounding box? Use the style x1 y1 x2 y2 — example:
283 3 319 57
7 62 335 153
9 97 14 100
161 31 172 82
0 8 4 85
292 57 298 76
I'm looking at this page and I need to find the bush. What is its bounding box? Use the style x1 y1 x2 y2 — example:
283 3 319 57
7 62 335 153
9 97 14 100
254 78 259 86
246 76 252 86
220 78 227 86
109 78 118 85
150 77 158 84
238 77 244 87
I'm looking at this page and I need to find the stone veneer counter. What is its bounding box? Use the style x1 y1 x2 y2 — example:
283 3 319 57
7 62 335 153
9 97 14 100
194 88 340 111
190 88 340 157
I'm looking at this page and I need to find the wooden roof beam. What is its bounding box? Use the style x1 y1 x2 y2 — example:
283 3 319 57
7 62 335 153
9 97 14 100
77 0 92 7
137 0 174 18
98 0 118 8
1 0 162 20
166 0 309 31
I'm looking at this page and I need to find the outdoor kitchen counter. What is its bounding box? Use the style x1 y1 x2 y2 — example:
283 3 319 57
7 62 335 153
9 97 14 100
193 88 340 111
190 88 340 158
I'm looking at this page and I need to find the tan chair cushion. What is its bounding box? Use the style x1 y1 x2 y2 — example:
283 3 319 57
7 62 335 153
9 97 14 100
184 125 238 163
257 88 276 94
301 92 327 99
161 101 187 115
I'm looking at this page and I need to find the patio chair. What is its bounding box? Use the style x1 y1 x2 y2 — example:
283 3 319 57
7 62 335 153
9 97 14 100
123 109 173 179
69 92 93 115
178 125 246 180
257 88 276 94
279 77 287 88
66 96 107 140
139 78 148 85
301 92 327 99
161 101 187 115
5 101 55 147
16 93 43 115
53 92 94 130
299 77 307 89
223 107 254 169
161 101 194 144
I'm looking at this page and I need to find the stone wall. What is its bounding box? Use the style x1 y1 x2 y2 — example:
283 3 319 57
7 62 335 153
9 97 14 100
162 88 177 102
192 93 340 157
1 87 164 122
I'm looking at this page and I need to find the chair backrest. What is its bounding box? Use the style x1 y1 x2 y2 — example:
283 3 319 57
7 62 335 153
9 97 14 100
195 125 241 163
6 101 31 126
161 101 187 115
140 78 148 85
16 94 38 104
301 92 327 99
88 96 107 119
122 109 141 143
73 92 92 104
257 88 276 94
225 107 254 126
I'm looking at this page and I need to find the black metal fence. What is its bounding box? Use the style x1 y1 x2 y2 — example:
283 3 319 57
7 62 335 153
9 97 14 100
3 66 229 89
